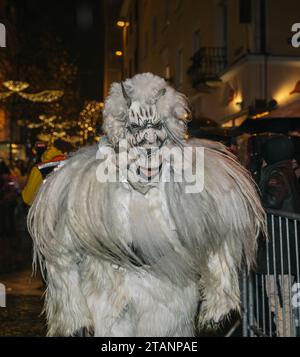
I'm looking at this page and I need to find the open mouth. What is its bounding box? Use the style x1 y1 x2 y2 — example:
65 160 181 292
137 162 163 182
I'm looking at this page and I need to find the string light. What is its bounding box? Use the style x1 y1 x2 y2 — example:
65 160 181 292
0 81 64 103
0 92 12 100
78 101 103 143
3 81 29 92
19 90 64 102
117 20 126 27
252 111 270 119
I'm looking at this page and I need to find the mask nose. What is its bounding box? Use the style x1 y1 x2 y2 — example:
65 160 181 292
144 129 157 144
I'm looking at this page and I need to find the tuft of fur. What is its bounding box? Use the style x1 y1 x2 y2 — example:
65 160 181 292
102 72 190 147
28 73 265 336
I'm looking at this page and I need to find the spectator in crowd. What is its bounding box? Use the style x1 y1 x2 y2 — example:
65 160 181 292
259 135 300 212
22 139 71 206
258 135 300 337
0 160 19 238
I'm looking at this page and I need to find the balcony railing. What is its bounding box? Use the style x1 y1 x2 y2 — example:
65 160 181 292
187 47 227 89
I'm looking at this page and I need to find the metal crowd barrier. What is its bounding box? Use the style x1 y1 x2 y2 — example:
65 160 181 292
241 209 300 337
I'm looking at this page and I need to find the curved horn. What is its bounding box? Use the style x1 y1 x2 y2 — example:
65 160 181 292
121 82 131 108
153 87 166 103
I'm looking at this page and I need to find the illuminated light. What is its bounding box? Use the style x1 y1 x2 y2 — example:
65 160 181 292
27 123 42 129
252 111 269 119
39 115 57 123
205 79 222 88
3 80 29 92
273 81 300 105
37 133 50 142
117 20 126 27
19 90 64 103
100 102 104 107
235 101 243 108
0 92 12 100
290 80 300 95
87 127 93 131
221 121 233 128
115 50 123 57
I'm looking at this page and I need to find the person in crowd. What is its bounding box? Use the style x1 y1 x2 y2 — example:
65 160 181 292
258 135 300 337
22 139 70 206
10 159 28 190
0 160 19 238
259 135 300 212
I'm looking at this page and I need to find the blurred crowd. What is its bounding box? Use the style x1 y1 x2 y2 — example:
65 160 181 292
0 139 74 272
243 133 300 214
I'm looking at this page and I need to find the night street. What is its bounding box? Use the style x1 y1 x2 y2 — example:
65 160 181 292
0 0 300 340
0 268 46 337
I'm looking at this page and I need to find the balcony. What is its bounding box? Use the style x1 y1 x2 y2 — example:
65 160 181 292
187 47 227 90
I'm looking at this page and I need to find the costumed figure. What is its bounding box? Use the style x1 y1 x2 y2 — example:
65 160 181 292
28 73 265 337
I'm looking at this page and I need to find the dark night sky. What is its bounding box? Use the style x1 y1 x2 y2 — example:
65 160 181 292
12 0 105 101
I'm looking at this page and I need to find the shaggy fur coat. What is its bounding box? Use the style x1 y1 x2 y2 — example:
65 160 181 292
28 73 264 336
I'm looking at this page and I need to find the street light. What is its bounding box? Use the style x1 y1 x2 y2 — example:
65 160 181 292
116 19 130 79
0 80 64 161
117 20 126 27
116 20 129 28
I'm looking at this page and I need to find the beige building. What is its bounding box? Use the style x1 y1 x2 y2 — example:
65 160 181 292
105 0 300 126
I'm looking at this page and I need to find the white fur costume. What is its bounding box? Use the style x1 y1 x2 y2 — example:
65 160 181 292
28 73 264 337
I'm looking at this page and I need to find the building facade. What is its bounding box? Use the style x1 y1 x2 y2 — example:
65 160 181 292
104 0 300 126
103 0 123 98
0 0 18 144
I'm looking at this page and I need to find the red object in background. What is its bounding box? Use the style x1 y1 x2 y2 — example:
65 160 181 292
34 141 47 149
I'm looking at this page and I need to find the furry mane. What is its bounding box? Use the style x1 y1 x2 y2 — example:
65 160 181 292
27 72 265 337
102 73 190 147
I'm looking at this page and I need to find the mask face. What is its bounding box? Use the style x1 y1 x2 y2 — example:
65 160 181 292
126 101 168 149
119 83 169 187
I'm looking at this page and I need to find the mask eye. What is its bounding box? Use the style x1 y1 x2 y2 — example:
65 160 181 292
153 123 162 130
130 123 140 130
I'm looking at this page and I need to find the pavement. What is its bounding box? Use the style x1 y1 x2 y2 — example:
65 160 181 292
0 267 46 337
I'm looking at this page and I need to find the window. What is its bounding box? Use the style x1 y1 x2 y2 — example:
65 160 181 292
175 49 183 87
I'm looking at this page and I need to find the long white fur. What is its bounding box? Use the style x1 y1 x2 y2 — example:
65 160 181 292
28 73 265 336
